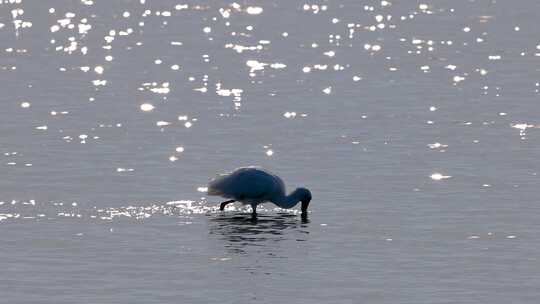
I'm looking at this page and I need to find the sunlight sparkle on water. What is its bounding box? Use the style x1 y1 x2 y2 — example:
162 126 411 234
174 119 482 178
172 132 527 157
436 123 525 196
246 7 263 15
92 80 107 86
428 142 448 149
430 173 451 180
246 60 266 72
116 168 135 172
511 123 536 139
453 75 466 83
140 103 155 112
284 112 297 118
156 121 170 127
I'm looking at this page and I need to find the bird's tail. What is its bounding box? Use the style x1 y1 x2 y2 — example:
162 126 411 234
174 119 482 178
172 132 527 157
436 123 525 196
207 186 222 196
207 174 227 196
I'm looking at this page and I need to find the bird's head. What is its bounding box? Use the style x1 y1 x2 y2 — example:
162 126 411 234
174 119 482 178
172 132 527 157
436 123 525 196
294 187 312 215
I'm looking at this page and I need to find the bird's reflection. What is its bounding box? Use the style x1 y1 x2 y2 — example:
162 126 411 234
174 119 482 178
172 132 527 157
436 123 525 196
208 213 310 255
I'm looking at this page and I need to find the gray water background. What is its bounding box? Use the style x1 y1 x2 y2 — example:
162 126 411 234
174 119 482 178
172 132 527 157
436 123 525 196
1 0 540 303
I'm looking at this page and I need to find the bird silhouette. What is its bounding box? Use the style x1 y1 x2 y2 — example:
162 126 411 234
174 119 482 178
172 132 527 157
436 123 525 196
208 167 311 219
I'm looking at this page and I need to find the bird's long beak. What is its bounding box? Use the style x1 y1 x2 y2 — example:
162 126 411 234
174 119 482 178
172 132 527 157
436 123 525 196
301 199 310 215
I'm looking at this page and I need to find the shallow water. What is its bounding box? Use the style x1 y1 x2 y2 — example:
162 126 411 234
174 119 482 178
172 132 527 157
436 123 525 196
2 0 540 303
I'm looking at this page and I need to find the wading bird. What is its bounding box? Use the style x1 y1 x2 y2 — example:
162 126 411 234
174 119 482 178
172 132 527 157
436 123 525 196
208 167 312 219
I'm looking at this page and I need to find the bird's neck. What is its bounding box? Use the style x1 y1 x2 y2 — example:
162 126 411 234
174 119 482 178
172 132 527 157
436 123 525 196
274 192 300 209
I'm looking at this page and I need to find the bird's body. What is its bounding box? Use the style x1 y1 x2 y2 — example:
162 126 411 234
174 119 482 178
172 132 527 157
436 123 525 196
208 167 311 218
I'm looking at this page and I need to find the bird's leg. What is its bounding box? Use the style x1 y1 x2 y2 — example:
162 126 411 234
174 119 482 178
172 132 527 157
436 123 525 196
220 200 235 211
250 203 257 219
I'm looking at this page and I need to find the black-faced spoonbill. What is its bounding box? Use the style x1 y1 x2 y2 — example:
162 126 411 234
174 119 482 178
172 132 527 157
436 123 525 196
208 167 312 219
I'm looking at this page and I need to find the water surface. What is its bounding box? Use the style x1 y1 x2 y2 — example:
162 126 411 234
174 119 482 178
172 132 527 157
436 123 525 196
2 0 540 303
